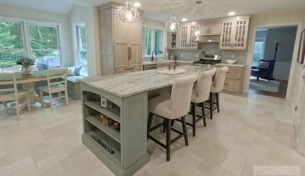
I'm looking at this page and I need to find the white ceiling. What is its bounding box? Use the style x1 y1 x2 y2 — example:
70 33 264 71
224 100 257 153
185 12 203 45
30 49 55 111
1 0 305 21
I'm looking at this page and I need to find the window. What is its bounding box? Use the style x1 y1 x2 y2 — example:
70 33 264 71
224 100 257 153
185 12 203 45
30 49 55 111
252 39 265 66
0 20 25 68
29 24 61 70
75 23 88 76
142 27 164 57
0 18 62 70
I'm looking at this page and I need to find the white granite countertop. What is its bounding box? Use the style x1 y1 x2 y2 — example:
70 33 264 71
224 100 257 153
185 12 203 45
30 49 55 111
82 65 213 98
143 60 193 65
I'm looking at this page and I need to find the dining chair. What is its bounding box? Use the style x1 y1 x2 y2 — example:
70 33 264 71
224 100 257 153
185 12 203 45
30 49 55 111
39 68 68 109
147 75 197 161
0 73 30 119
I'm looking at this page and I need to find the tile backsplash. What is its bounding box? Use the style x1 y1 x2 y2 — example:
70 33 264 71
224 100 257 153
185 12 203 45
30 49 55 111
168 43 248 65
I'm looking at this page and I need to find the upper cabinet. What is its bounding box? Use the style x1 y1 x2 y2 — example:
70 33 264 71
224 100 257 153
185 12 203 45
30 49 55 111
99 2 143 75
167 32 179 49
200 21 221 36
180 23 198 49
219 16 250 50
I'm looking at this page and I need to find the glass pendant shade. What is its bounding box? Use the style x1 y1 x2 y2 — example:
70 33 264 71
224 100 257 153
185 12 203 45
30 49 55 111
165 16 180 32
119 0 140 23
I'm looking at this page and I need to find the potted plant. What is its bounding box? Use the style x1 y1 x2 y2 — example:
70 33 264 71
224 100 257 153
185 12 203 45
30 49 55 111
16 57 35 74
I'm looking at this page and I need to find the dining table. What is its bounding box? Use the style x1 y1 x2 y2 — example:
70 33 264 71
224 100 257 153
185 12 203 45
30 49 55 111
0 70 50 107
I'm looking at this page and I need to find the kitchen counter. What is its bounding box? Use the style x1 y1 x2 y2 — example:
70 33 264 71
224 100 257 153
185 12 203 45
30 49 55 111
80 64 213 176
142 60 193 65
82 65 212 98
216 63 246 67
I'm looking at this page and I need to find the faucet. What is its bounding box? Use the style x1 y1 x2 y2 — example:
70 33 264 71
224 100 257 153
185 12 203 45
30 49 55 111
151 50 154 61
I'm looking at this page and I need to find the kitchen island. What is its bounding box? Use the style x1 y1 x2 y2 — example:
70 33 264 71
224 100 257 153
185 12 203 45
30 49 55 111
80 65 212 176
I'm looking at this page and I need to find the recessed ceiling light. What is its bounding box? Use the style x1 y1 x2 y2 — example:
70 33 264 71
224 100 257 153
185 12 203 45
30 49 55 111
134 2 141 7
182 18 187 22
228 11 236 16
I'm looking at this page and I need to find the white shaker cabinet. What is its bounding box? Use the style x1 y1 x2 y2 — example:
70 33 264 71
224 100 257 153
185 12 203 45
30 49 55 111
201 21 221 36
219 16 250 50
180 23 198 49
99 2 143 75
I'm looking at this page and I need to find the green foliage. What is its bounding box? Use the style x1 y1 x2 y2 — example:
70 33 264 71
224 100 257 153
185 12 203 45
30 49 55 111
0 21 60 68
143 27 163 56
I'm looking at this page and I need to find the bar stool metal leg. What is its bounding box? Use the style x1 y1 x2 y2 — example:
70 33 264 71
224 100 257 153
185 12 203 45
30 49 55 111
181 116 188 145
216 93 220 113
209 93 213 119
192 102 196 136
166 119 171 161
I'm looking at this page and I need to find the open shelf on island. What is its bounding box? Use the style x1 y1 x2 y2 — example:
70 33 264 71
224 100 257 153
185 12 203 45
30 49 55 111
85 123 121 163
84 101 120 122
85 116 120 143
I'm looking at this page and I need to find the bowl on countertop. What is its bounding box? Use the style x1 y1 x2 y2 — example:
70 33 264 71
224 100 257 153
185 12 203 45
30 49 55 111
225 59 237 64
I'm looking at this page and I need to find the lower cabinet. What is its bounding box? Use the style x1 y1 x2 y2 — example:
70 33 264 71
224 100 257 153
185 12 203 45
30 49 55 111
216 64 246 93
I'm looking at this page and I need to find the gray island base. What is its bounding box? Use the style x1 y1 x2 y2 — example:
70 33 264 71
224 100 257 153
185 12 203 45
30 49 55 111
80 65 212 176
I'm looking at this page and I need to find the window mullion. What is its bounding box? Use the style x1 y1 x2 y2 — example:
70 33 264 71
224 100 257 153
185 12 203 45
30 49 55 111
23 21 32 58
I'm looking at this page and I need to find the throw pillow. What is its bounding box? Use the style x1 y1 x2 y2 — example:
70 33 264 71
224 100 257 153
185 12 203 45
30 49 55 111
74 66 83 76
259 62 270 68
67 66 76 76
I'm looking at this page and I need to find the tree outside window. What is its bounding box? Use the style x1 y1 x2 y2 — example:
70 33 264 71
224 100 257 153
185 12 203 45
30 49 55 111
252 39 265 66
0 21 25 68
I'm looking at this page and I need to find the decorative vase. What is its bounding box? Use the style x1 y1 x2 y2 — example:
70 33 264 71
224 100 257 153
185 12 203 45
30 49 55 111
22 65 31 75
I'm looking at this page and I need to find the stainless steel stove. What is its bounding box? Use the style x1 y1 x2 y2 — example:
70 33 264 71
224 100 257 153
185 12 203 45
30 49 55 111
193 54 222 65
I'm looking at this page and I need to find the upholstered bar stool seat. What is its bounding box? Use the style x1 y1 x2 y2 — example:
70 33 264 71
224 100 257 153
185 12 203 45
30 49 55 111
147 75 197 161
187 68 216 136
208 66 228 119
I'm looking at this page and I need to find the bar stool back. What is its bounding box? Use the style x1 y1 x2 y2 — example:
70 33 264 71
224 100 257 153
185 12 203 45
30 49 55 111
188 68 216 136
209 66 229 119
148 75 197 161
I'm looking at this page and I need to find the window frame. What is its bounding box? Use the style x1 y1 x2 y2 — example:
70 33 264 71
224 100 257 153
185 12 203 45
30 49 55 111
73 22 88 76
0 16 63 67
142 25 165 58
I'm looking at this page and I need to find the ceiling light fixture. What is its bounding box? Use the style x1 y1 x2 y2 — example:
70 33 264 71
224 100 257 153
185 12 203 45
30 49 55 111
228 11 236 16
165 16 180 32
119 0 140 23
133 2 141 7
182 18 188 22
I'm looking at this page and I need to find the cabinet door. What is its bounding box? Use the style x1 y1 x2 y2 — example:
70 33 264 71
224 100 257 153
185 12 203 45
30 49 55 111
128 21 142 66
113 11 129 68
232 18 249 50
188 25 198 49
180 25 188 48
220 17 250 50
201 21 221 36
220 20 234 49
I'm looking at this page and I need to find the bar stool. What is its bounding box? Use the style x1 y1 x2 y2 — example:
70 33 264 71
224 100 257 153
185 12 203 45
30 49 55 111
188 68 216 136
147 75 197 161
208 66 228 119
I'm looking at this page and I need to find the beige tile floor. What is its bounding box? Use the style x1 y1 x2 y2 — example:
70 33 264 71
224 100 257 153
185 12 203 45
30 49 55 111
0 93 304 176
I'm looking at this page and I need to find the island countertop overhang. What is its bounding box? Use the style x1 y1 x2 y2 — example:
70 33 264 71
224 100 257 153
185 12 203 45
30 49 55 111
81 65 213 98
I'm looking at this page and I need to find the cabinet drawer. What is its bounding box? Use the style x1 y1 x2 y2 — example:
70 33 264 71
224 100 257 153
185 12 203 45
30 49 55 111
226 67 242 79
224 79 241 92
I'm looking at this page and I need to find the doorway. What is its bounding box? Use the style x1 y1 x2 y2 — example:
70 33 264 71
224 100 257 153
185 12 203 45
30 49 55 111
249 26 297 98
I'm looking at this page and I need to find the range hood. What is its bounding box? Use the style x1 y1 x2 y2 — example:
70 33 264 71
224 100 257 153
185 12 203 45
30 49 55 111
195 35 220 43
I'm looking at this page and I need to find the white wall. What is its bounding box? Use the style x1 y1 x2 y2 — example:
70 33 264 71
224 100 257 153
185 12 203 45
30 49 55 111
70 5 100 77
0 3 73 66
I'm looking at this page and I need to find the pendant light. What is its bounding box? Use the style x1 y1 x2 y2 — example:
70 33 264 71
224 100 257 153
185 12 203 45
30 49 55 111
119 0 140 23
165 16 180 32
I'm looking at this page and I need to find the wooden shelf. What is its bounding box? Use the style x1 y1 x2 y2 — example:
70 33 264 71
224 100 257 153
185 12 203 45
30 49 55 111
85 116 120 143
85 101 120 122
84 132 121 163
